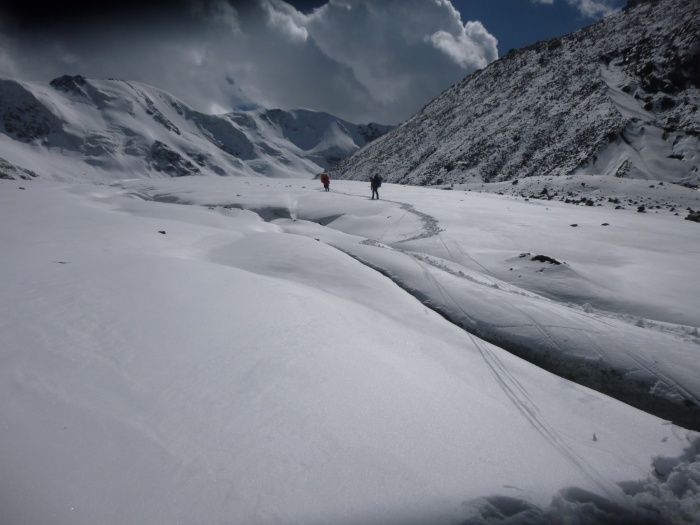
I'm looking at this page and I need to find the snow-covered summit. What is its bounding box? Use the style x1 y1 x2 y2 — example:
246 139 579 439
331 0 700 187
0 75 393 182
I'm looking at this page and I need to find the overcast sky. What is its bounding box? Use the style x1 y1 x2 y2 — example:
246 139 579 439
0 0 625 125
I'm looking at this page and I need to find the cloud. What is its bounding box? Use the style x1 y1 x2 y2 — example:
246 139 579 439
531 0 619 18
262 0 309 42
191 0 242 34
300 0 498 117
566 0 619 18
429 21 497 69
0 33 18 78
0 0 498 125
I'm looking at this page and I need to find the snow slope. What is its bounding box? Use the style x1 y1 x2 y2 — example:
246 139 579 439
0 75 392 183
121 176 700 430
3 176 698 524
331 0 700 188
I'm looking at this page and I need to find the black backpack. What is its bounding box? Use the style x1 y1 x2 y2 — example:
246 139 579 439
375 175 382 188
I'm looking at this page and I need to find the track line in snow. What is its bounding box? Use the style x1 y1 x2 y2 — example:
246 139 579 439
624 351 700 407
435 234 499 279
408 252 607 361
471 333 619 498
418 258 620 496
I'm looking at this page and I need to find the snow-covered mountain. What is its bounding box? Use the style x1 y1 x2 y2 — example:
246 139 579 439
0 75 393 182
331 0 700 188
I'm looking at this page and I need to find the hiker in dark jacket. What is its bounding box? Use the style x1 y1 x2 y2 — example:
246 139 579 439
320 172 330 192
370 174 381 200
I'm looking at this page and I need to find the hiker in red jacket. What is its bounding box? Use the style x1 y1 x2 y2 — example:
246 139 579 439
320 172 330 192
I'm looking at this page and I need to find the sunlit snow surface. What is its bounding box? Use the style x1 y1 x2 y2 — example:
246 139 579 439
1 177 699 525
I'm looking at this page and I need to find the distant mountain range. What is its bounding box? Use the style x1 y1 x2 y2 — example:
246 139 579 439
0 75 393 182
331 0 700 188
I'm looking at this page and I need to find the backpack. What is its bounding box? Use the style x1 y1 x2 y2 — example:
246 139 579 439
375 175 382 188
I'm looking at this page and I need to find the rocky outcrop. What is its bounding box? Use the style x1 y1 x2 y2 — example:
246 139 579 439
147 141 200 177
49 75 88 96
0 157 39 180
0 80 63 142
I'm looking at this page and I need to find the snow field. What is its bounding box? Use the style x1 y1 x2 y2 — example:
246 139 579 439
1 177 699 525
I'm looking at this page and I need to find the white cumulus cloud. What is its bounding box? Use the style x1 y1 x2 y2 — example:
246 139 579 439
429 21 498 69
262 0 309 43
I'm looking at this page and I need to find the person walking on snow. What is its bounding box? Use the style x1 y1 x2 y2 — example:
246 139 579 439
320 172 330 192
370 174 382 200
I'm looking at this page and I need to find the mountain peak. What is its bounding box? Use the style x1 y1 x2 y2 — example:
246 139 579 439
49 74 88 96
